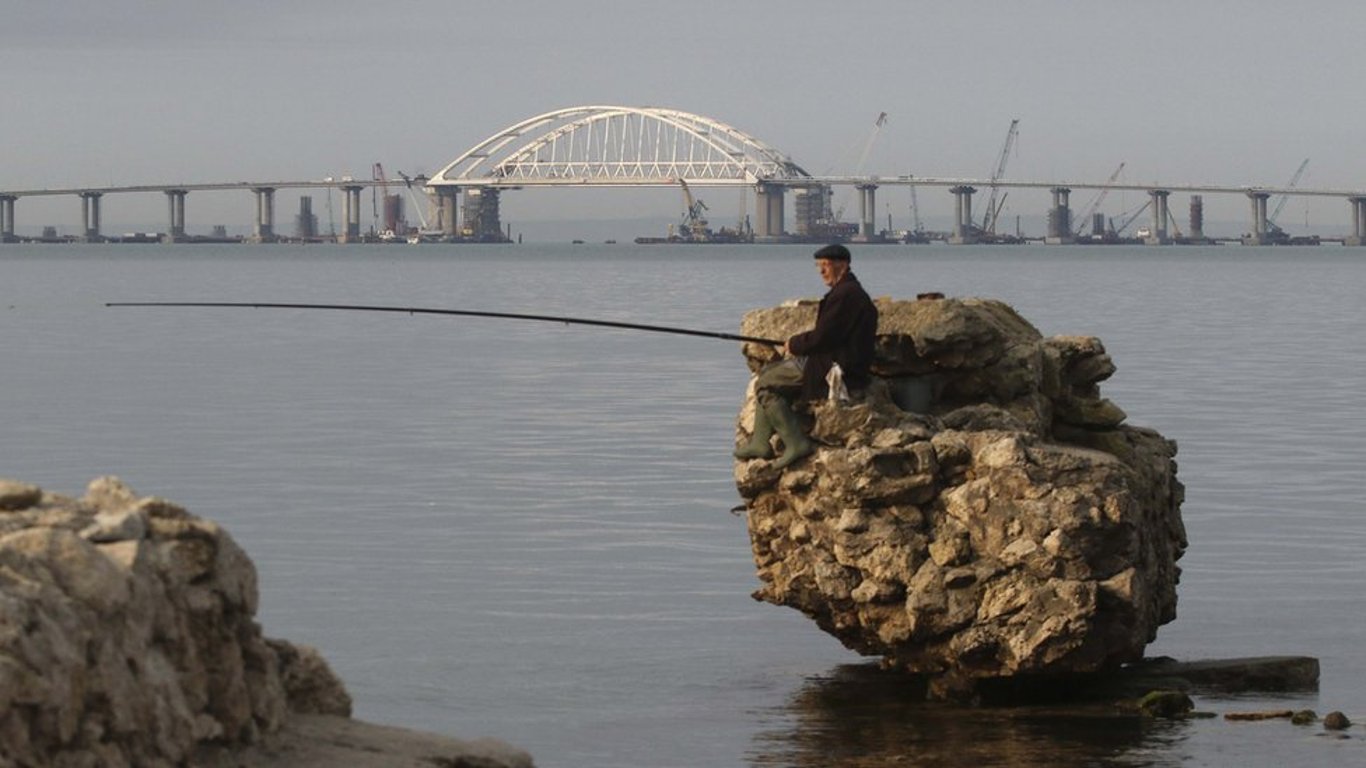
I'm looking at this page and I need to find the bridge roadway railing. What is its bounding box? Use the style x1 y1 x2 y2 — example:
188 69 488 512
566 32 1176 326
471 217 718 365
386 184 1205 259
0 179 416 244
785 176 1366 245
4 176 1366 244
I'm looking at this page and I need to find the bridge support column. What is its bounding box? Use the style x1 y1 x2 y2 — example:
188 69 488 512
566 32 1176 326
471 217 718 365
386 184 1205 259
948 186 976 244
792 186 828 238
340 186 364 243
754 183 786 242
855 184 878 241
1046 187 1074 244
80 191 104 243
1189 195 1208 243
251 187 276 243
437 187 459 239
1145 190 1170 245
461 187 505 241
1243 192 1271 245
1346 197 1366 246
163 189 188 243
0 195 16 242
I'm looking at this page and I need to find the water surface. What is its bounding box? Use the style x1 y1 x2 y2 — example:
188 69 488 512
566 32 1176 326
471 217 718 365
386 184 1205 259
2 243 1363 766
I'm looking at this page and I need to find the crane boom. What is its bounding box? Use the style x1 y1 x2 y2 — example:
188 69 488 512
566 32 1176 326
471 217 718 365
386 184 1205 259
834 112 888 221
1268 158 1309 226
678 179 709 239
1115 200 1151 235
371 162 391 235
982 119 1019 235
1073 162 1126 235
395 171 431 231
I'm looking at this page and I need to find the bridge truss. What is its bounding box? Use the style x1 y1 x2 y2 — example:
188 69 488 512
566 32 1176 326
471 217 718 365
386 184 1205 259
427 106 812 188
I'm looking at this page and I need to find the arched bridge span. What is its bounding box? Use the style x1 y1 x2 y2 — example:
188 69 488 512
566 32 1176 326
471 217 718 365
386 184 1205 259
421 105 815 239
427 105 811 188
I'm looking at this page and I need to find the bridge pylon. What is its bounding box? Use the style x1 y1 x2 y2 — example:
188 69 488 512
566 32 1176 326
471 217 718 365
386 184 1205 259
754 183 786 242
948 186 977 245
251 187 277 243
0 196 16 242
1046 187 1074 245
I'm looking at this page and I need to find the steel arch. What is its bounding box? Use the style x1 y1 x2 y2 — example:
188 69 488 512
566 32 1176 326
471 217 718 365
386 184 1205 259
427 106 811 187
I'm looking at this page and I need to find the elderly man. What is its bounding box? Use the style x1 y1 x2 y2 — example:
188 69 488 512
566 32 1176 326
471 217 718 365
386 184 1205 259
735 243 879 469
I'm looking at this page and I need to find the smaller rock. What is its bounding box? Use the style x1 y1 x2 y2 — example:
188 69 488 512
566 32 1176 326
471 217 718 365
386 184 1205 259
1122 656 1320 693
835 509 868 533
1291 710 1317 725
0 479 43 511
1138 690 1193 719
267 639 354 717
1224 710 1295 721
80 510 148 543
1323 711 1352 730
83 475 139 512
928 533 970 568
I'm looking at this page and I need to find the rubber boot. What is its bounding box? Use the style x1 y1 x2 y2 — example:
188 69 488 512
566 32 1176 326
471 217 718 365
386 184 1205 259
765 396 814 470
733 401 775 460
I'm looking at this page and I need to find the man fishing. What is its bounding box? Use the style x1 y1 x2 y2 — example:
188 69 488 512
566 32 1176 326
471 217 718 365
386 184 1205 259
108 247 876 474
734 243 879 470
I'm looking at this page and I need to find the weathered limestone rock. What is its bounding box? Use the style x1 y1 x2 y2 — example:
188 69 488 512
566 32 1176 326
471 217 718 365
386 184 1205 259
0 477 533 768
1323 711 1352 730
734 297 1187 699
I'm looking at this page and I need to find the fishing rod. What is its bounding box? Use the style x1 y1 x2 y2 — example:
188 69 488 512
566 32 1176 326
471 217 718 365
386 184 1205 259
105 302 784 347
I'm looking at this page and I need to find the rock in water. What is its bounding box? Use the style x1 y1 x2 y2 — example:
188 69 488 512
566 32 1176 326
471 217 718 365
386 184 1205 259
734 297 1187 699
0 477 307 765
0 476 533 767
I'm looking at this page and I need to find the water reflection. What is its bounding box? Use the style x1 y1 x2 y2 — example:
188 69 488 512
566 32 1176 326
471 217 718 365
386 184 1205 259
750 664 1187 768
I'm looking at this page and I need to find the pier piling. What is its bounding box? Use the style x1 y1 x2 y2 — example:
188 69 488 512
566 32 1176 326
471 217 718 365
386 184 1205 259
251 187 276 243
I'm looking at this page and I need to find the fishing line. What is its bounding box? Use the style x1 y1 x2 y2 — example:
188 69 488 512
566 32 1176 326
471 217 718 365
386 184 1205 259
106 301 784 346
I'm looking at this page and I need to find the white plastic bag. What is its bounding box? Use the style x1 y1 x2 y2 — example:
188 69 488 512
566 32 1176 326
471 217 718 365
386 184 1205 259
826 363 850 404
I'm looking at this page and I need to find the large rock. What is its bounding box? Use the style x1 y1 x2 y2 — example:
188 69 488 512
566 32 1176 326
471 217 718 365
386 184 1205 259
734 297 1187 699
0 477 533 767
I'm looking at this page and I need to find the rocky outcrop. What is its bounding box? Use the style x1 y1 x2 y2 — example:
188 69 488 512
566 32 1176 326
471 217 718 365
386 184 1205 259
733 297 1187 699
0 477 533 768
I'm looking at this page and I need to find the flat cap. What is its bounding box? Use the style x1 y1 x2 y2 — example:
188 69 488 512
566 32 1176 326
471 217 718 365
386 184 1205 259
813 243 851 261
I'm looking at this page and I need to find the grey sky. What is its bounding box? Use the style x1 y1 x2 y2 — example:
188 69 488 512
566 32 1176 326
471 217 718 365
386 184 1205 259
3 0 1363 234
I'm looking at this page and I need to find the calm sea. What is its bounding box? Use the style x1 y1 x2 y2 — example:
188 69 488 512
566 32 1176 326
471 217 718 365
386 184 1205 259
2 243 1364 767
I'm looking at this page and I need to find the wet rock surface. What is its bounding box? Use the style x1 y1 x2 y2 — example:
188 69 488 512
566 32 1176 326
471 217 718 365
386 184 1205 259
734 297 1188 699
0 476 533 768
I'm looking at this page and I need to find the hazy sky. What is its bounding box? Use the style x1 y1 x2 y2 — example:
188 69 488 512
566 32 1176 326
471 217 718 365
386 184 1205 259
3 0 1363 235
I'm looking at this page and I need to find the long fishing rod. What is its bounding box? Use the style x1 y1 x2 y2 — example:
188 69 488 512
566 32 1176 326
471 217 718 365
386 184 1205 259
105 301 784 346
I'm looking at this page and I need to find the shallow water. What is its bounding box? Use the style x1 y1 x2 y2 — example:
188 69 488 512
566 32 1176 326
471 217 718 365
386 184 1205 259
3 242 1364 766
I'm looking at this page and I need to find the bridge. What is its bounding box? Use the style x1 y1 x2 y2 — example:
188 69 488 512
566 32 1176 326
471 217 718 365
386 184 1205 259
5 105 1366 246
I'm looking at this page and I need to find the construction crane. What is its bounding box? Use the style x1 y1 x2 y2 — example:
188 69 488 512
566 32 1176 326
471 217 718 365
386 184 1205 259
981 118 1019 235
371 163 391 236
834 111 888 221
1165 204 1184 240
1073 162 1126 236
678 179 709 239
1268 158 1310 231
394 170 432 232
322 177 337 238
1112 199 1152 237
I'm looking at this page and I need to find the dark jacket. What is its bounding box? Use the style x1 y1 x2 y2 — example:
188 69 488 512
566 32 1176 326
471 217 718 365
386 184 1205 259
787 271 878 401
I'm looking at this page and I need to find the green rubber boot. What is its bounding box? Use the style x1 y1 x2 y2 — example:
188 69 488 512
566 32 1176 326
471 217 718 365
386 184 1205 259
765 396 814 470
733 402 775 460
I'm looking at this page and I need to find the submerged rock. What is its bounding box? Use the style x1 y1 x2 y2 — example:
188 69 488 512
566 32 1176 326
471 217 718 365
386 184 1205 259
1119 655 1320 694
1323 711 1352 730
1137 690 1194 719
0 476 533 768
734 297 1187 699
